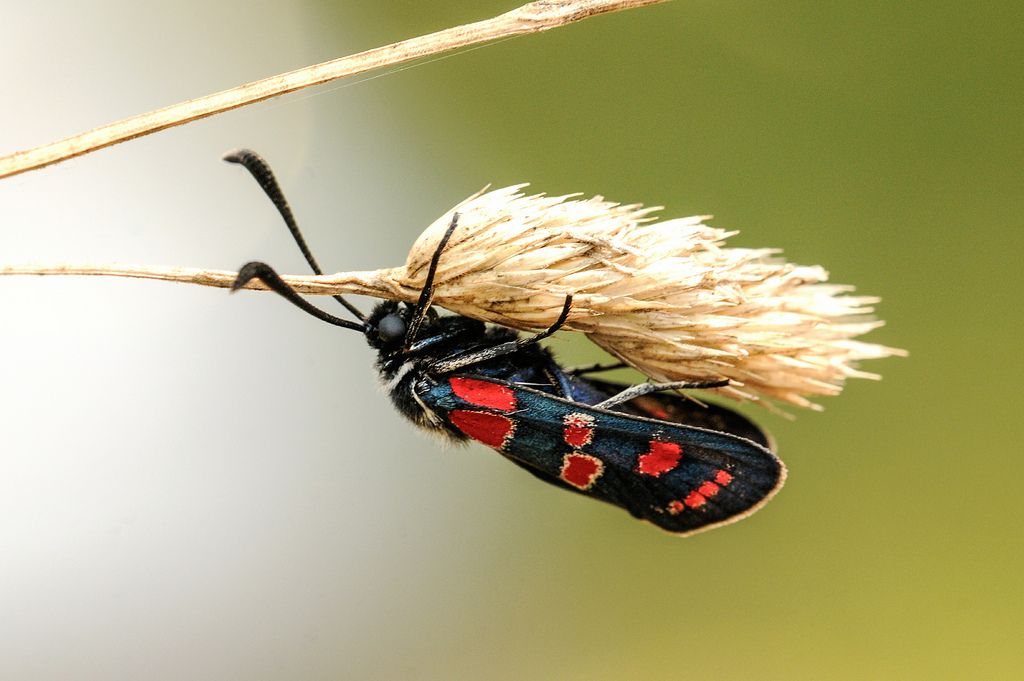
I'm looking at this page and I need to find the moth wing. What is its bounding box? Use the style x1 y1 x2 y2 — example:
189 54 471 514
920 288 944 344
428 376 785 536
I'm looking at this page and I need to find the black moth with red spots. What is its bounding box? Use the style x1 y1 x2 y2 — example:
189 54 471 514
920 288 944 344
432 376 784 534
226 150 785 536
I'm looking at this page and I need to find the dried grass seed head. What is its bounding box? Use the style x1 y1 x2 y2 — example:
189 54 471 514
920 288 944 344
373 185 903 410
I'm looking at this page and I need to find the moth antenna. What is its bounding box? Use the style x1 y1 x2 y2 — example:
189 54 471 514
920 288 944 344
232 261 365 332
223 148 366 321
403 212 460 351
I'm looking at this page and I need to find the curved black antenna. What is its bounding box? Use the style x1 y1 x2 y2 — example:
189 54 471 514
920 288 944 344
232 261 366 332
403 212 461 351
223 149 366 322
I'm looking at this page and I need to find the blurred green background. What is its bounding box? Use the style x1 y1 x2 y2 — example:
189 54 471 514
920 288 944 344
1 1 1020 679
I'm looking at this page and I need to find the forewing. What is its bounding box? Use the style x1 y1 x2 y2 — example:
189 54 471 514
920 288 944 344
423 375 785 535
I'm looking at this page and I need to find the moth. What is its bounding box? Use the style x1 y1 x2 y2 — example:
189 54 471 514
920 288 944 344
227 150 785 535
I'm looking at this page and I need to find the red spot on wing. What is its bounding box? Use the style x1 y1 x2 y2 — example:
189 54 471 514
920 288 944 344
449 410 514 449
697 481 720 498
683 491 707 509
449 377 517 411
668 470 734 514
636 441 683 476
560 453 604 490
563 412 595 448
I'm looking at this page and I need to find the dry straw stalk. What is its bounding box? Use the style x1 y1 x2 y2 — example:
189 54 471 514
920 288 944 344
0 0 667 179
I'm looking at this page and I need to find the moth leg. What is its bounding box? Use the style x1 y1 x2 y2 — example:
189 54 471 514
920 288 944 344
543 360 575 398
567 361 627 376
595 378 730 410
515 294 573 347
426 295 572 374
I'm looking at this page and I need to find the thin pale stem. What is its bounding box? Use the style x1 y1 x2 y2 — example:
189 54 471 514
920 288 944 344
0 263 416 300
0 0 668 179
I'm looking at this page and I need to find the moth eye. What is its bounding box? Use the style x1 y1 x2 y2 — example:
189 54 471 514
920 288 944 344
377 314 406 343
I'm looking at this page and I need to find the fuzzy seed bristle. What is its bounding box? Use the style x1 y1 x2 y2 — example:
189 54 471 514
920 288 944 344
379 185 905 409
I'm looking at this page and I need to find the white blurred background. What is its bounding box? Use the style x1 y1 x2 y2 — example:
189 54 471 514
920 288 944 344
1 3 530 678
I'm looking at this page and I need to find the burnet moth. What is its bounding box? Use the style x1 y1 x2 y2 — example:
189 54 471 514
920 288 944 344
226 150 785 536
